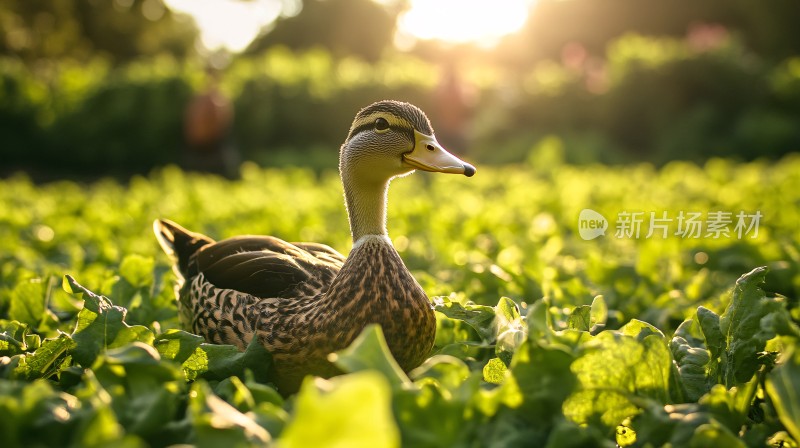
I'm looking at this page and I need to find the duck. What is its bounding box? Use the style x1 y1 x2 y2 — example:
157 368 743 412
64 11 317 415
154 100 475 394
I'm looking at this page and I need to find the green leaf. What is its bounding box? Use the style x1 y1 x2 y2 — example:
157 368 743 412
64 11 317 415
508 340 576 425
188 380 271 448
434 297 496 342
154 329 205 364
71 371 148 448
616 423 637 447
483 357 507 384
567 305 591 332
689 422 746 448
697 384 749 433
696 307 724 361
330 324 410 388
393 379 476 446
628 401 719 447
765 344 800 442
411 355 471 391
695 306 724 389
619 319 665 341
279 371 400 448
495 297 519 322
0 379 82 447
0 320 37 356
671 319 712 402
12 333 75 380
563 332 672 430
495 297 526 352
215 376 257 413
8 279 54 331
526 298 551 340
63 275 154 367
91 342 185 440
719 266 780 387
761 305 800 339
183 337 273 383
242 369 284 407
545 420 617 448
590 295 608 333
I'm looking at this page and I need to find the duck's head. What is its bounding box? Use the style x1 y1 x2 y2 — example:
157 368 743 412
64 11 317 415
340 100 475 184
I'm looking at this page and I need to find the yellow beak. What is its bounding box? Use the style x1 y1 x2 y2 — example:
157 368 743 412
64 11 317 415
403 130 476 177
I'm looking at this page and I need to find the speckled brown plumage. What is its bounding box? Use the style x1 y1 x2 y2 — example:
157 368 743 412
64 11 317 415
155 223 436 393
155 100 474 395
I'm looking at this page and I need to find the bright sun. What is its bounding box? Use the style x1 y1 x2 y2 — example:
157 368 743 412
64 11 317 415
165 0 284 52
396 0 532 47
165 0 532 52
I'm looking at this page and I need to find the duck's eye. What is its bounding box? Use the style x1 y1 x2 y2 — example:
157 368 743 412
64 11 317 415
374 117 390 132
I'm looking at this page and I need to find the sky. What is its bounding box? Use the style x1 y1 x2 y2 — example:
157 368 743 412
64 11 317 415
164 0 533 53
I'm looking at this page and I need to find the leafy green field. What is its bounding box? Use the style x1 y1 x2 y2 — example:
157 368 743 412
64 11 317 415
1 157 799 447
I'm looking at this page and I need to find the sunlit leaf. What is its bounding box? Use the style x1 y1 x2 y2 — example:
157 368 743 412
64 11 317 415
619 319 665 341
589 295 608 334
279 372 400 448
154 329 204 364
63 275 154 367
483 357 507 384
563 332 672 430
567 305 591 331
495 297 526 353
12 333 75 380
434 298 496 342
330 324 409 388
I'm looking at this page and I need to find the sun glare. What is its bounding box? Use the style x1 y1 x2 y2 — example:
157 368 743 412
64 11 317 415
164 0 532 53
164 0 283 52
397 0 532 47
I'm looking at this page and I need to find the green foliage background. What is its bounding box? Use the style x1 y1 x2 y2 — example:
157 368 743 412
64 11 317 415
1 158 799 446
3 33 800 175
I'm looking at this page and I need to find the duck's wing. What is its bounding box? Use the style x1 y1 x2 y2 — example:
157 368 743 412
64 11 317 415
192 236 344 299
291 242 347 265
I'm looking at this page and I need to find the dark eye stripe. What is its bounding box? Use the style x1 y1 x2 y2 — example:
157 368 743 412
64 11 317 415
353 101 433 135
348 122 414 143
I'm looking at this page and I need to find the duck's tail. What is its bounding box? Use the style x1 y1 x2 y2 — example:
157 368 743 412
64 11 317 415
153 219 215 279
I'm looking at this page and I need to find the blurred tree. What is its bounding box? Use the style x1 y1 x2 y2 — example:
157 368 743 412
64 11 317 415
732 0 800 61
0 0 197 65
497 0 800 68
245 0 403 61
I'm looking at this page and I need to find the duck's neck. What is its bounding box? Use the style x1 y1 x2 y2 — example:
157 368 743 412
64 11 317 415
342 173 390 243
